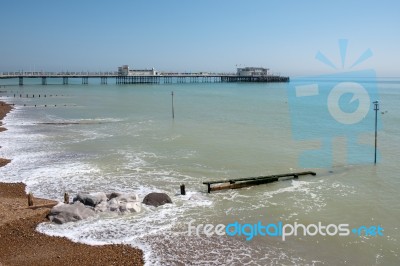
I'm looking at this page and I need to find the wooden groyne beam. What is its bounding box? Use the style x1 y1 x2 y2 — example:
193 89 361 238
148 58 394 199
203 171 316 193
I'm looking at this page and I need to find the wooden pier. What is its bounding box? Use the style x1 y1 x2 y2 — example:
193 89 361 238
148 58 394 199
0 72 289 86
203 171 316 193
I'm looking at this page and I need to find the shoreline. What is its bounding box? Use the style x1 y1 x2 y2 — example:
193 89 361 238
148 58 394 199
0 101 12 167
0 100 144 265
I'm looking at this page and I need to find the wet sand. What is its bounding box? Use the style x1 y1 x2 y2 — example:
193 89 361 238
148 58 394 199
0 101 144 265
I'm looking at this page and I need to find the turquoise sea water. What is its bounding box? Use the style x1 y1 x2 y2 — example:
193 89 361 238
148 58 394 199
0 78 399 265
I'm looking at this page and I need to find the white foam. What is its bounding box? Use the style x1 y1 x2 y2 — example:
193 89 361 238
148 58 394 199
1 99 333 265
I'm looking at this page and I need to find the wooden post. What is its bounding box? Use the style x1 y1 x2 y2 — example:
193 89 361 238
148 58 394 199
64 192 69 204
180 184 186 195
28 192 34 206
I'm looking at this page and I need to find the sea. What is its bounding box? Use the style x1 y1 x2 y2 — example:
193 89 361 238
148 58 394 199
0 76 399 265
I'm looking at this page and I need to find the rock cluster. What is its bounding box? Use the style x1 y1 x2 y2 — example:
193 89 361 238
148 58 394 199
0 182 145 266
47 201 96 224
48 191 172 224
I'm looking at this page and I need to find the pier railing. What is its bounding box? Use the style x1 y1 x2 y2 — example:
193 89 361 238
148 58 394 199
0 71 119 77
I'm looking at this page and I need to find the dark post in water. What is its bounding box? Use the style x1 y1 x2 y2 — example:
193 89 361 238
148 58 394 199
180 184 185 195
373 101 379 164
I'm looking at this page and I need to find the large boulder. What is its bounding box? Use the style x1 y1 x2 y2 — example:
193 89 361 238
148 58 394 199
142 192 172 207
73 192 107 207
48 202 96 224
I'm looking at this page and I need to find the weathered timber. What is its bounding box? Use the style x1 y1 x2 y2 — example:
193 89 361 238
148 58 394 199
203 171 316 193
64 192 69 204
23 202 58 210
27 192 34 206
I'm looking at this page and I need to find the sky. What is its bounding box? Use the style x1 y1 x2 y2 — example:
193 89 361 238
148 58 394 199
0 0 399 76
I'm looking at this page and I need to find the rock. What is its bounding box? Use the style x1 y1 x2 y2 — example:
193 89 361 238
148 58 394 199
142 192 172 207
126 202 141 212
94 201 108 212
73 192 107 207
115 193 139 202
48 202 96 224
107 193 141 213
119 202 141 213
107 198 120 212
106 192 122 200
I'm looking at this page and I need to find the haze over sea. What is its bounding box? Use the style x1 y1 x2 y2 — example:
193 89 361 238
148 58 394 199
0 77 399 265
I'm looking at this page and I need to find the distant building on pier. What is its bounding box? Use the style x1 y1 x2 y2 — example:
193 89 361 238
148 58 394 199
237 67 269 77
118 65 157 76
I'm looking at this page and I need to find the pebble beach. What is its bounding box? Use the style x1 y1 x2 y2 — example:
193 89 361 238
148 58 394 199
0 101 144 266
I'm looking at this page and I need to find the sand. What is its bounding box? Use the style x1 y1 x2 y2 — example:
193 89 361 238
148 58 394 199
0 101 144 265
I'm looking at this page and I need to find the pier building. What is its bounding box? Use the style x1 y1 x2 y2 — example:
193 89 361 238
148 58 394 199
118 65 157 76
237 67 269 77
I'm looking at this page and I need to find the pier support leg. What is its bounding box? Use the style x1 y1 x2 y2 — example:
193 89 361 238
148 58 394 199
19 77 23 86
42 77 47 85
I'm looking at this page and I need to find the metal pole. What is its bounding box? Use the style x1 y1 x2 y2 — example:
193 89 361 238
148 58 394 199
171 91 175 119
373 101 379 164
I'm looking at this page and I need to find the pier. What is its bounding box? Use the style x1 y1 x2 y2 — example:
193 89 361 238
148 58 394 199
0 71 289 86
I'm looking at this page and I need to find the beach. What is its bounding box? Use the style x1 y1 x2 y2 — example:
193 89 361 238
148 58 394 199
0 101 144 266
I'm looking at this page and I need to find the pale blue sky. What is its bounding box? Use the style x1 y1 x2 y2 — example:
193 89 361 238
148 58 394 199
0 0 399 76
